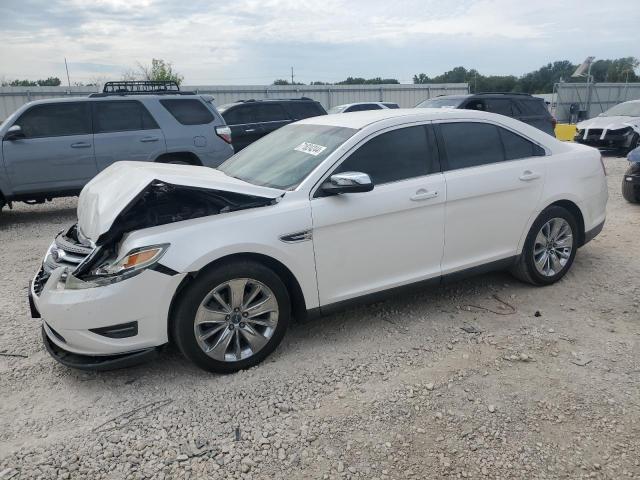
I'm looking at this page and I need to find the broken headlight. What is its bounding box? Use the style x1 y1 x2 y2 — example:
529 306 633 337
66 244 169 289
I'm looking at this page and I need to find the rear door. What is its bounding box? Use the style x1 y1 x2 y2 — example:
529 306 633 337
436 121 547 274
253 103 292 137
513 98 555 135
2 102 96 194
220 104 262 152
92 100 166 171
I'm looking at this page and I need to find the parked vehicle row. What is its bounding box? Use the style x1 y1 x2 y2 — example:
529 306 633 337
30 108 608 373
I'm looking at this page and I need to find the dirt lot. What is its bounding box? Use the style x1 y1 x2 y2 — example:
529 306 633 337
0 156 638 480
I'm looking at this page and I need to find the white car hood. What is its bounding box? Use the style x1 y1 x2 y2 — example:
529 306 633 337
77 161 283 243
577 115 640 131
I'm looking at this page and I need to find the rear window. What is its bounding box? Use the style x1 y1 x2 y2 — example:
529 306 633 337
94 101 158 133
383 103 400 109
416 97 465 109
253 103 290 122
346 104 382 112
221 105 254 125
484 98 513 116
515 99 549 116
160 99 214 125
287 102 325 119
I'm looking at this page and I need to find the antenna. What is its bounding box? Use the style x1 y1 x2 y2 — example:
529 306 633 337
291 67 294 85
64 58 71 87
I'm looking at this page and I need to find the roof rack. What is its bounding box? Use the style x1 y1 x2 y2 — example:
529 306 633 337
234 97 316 103
89 81 195 97
474 92 533 96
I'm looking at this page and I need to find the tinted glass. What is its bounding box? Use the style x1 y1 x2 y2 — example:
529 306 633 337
498 127 545 160
219 124 356 190
287 102 324 119
160 99 214 125
222 106 255 125
94 101 158 133
253 103 290 122
334 125 432 184
440 122 504 169
516 99 549 116
485 99 513 116
383 103 400 109
17 102 91 138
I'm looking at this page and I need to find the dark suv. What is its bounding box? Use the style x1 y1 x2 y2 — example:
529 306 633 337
416 93 556 136
218 98 327 152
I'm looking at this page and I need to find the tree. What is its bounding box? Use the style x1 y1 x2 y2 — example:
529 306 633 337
272 79 304 85
336 76 399 85
413 73 431 84
36 77 61 86
9 79 37 86
138 59 184 85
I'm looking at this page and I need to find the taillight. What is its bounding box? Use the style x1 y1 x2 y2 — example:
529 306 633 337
599 155 607 176
215 126 232 144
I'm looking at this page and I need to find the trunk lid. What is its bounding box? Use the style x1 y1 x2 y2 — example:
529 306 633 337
77 161 284 244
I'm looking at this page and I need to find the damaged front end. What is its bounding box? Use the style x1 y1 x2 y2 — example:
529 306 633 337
574 125 639 151
33 179 279 297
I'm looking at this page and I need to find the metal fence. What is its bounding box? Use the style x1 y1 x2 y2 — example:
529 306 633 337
554 82 640 122
0 83 468 122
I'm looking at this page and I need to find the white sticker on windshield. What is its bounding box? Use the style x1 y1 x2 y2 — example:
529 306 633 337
294 142 327 156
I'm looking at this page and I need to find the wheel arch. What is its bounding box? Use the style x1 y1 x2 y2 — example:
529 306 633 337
547 199 585 246
167 252 308 342
155 151 202 165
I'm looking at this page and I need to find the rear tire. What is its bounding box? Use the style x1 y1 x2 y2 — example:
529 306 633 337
511 206 578 286
172 260 291 374
622 166 640 204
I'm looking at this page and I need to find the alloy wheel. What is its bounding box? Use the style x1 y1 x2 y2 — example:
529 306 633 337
532 218 573 277
194 278 279 362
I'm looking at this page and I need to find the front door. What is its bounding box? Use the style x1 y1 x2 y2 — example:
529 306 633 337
2 102 96 194
311 124 445 306
436 121 547 274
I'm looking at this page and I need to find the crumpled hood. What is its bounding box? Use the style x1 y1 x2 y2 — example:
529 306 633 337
577 115 640 131
78 161 283 243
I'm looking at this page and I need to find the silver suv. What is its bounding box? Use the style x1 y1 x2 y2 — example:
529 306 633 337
0 81 234 211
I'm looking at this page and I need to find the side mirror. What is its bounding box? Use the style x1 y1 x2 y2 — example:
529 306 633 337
321 172 374 195
4 125 25 141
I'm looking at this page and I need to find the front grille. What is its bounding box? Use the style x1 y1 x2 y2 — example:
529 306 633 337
34 225 94 296
43 225 93 275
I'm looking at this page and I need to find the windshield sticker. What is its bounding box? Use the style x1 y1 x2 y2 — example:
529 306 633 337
294 142 327 156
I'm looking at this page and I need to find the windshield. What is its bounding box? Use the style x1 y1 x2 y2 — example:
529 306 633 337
602 102 640 117
218 124 357 190
416 97 465 108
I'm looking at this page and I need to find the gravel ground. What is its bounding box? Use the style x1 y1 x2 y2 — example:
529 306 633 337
0 156 638 480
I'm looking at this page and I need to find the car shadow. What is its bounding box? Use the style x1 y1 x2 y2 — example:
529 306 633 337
0 205 77 228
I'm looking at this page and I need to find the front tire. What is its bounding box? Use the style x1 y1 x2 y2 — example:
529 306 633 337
172 260 291 373
511 206 578 286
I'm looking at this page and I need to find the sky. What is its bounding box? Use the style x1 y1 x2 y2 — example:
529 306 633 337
0 0 638 85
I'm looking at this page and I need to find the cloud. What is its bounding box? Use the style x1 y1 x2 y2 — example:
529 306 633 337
0 0 638 84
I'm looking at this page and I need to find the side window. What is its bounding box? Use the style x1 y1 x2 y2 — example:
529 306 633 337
439 122 504 169
334 125 433 185
160 99 214 125
515 99 549 116
287 102 323 120
253 104 290 122
349 104 382 112
94 101 158 133
222 106 255 125
383 103 400 109
485 99 513 116
16 103 91 138
498 127 546 160
464 100 486 111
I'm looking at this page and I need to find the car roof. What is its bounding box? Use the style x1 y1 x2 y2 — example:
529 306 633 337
299 107 516 129
24 94 190 106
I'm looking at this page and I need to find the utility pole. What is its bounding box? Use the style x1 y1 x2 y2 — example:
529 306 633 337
64 58 71 87
291 67 294 85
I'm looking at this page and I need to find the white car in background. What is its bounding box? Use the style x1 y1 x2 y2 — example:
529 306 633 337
30 109 608 373
328 102 399 114
575 99 640 153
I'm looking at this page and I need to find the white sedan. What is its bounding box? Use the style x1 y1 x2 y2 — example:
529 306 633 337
30 109 608 373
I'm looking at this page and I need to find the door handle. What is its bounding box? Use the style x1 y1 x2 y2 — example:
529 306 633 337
70 142 91 148
244 128 256 133
410 189 439 201
140 136 159 143
519 170 540 181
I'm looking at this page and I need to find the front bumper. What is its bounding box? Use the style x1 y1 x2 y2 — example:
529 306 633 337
575 129 636 151
31 265 186 359
42 325 159 371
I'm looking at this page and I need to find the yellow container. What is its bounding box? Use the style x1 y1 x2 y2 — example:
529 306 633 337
555 123 577 142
